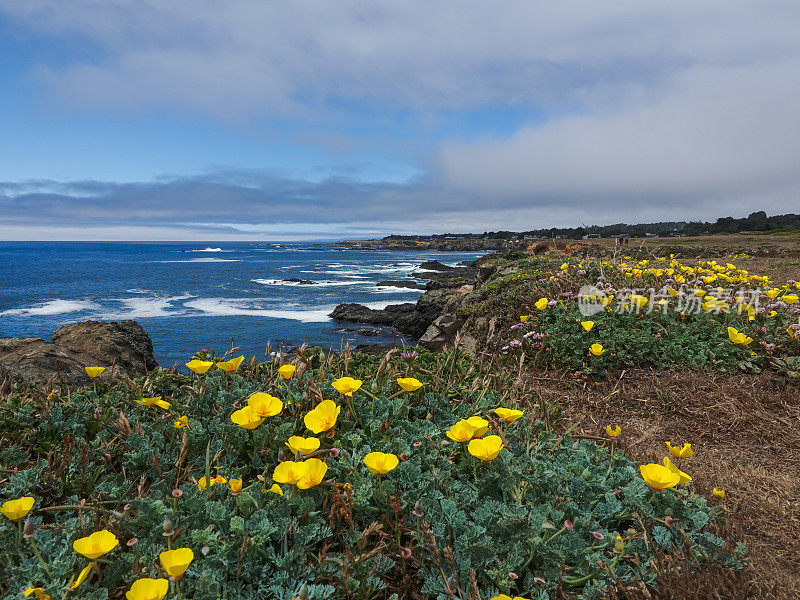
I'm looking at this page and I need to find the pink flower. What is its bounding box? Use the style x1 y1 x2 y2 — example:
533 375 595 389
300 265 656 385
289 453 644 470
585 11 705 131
564 520 573 530
171 489 183 498
329 448 340 457
401 547 412 559
534 577 546 585
399 453 410 461
665 516 677 528
508 572 518 580
127 538 139 547
592 531 605 540
412 441 423 447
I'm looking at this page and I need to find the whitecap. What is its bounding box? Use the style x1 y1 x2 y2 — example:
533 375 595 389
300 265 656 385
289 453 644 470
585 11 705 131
0 299 99 317
184 298 334 322
152 258 240 263
251 279 358 288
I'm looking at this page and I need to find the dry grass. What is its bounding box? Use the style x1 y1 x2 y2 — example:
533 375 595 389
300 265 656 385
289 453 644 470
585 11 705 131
519 368 800 599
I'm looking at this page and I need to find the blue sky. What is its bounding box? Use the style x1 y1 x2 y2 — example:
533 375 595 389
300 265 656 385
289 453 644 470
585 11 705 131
1 1 799 240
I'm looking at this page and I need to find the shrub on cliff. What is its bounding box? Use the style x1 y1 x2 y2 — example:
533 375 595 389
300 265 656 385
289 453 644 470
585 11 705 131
1 353 743 599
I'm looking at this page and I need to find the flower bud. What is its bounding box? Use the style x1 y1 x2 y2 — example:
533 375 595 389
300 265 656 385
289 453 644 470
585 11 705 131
162 518 174 537
413 500 424 517
23 518 36 539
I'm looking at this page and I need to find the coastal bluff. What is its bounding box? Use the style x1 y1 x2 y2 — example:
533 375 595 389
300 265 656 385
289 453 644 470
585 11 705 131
0 320 157 386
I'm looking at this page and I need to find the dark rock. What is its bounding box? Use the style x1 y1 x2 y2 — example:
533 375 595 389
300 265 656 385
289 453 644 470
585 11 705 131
0 320 158 386
419 260 456 271
334 327 382 337
283 278 318 285
330 303 432 338
418 314 465 350
375 280 426 290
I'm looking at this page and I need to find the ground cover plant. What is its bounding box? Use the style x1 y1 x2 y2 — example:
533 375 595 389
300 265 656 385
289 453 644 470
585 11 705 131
465 253 800 375
0 349 741 600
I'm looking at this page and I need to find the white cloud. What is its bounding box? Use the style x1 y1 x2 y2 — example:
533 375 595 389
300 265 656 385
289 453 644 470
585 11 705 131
4 1 799 117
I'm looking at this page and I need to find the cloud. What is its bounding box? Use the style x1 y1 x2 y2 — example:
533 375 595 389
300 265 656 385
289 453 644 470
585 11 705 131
4 1 799 119
437 58 800 213
2 1 800 238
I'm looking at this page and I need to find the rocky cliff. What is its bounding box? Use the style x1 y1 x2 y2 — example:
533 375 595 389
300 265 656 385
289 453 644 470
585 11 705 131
0 320 158 386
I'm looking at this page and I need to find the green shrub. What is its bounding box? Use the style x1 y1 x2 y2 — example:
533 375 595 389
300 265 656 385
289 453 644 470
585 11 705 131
1 361 742 599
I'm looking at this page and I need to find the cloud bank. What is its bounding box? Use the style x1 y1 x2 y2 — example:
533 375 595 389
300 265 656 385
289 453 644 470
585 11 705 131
1 1 799 238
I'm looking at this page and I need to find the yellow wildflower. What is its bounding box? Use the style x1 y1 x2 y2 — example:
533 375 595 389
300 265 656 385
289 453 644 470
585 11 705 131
363 452 399 476
73 530 119 559
285 435 321 456
467 435 504 462
159 547 194 577
1 496 34 521
331 376 362 397
136 396 171 410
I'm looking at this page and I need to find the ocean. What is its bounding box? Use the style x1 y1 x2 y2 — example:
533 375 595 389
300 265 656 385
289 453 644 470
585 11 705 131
0 241 486 366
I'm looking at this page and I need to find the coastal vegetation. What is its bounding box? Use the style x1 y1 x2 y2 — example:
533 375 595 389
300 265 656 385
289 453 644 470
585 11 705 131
3 233 799 599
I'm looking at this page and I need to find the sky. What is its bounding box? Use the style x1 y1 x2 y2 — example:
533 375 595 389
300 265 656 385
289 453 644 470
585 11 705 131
1 1 799 240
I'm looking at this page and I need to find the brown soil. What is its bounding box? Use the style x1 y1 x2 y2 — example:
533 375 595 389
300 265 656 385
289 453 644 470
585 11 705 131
520 368 800 599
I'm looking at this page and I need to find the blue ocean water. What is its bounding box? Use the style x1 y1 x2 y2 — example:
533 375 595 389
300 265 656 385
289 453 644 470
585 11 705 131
0 242 485 366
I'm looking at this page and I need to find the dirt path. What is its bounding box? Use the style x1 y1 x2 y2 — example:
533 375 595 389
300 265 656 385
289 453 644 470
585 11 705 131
523 369 800 599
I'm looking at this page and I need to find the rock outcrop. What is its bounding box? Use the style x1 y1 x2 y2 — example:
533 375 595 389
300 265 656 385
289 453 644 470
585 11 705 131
375 280 426 290
0 320 158 386
330 260 485 341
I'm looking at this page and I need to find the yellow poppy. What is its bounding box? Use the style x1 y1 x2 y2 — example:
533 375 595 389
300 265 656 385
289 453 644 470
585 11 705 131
173 415 190 429
24 589 51 600
331 376 362 397
727 326 753 346
519 315 528 323
493 407 523 422
580 321 595 332
247 392 283 418
663 456 692 483
198 474 226 489
363 452 399 476
712 488 725 498
765 288 781 299
286 436 321 456
467 435 504 462
73 530 119 559
269 483 284 495
534 297 548 310
781 294 798 305
639 463 680 490
466 416 489 437
1 496 34 521
629 294 648 308
296 458 328 489
606 425 621 438
277 364 296 379
273 461 308 486
185 359 213 375
490 595 531 600
589 343 604 356
84 366 105 379
446 419 478 442
136 396 172 410
69 561 95 589
396 377 423 392
304 400 341 433
230 405 266 430
216 355 244 372
125 578 169 600
228 478 243 494
160 547 194 577
665 441 694 458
